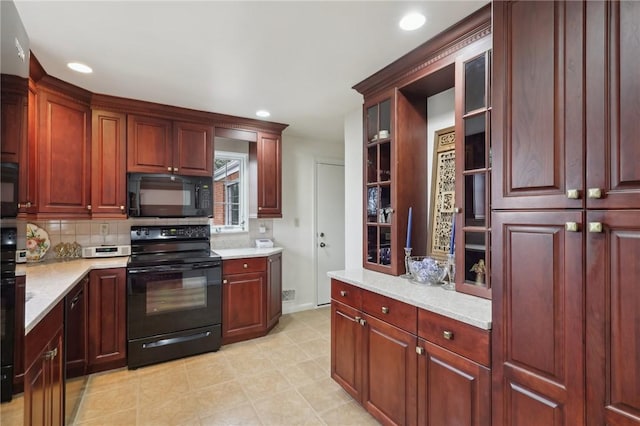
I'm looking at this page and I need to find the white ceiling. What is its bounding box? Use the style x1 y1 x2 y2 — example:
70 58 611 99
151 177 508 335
14 1 486 142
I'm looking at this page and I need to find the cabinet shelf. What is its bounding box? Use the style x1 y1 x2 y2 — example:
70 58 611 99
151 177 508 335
462 108 490 119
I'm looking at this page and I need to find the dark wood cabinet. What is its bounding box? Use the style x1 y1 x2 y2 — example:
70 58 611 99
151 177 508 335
24 302 64 426
585 1 640 210
222 255 281 344
586 210 640 425
266 253 282 329
91 110 127 218
0 74 28 164
18 80 38 215
36 86 92 218
127 115 213 176
492 0 585 210
65 275 88 379
173 121 213 177
331 300 363 401
252 132 282 218
492 211 585 425
87 268 126 373
13 275 25 394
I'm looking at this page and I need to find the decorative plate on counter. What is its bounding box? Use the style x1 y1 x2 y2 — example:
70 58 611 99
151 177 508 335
26 223 50 262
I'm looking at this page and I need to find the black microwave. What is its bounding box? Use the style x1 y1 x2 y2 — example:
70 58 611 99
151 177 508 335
0 163 19 218
127 173 213 218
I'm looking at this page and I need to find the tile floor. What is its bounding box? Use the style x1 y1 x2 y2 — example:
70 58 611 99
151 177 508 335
1 306 380 425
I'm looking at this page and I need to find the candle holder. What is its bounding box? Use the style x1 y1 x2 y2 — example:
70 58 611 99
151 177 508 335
442 253 456 291
400 247 412 279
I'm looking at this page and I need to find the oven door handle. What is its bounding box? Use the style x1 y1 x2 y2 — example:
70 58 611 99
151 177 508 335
142 331 212 349
128 262 220 274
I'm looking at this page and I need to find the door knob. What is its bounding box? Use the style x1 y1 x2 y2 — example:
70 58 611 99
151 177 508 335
320 232 325 237
320 242 326 248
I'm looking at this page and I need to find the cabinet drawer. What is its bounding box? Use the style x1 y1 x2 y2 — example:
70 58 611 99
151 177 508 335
418 309 490 367
223 257 267 275
331 279 362 309
362 290 417 334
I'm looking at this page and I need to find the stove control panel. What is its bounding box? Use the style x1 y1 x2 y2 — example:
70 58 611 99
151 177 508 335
131 225 210 241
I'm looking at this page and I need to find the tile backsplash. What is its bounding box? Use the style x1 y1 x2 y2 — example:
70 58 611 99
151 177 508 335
6 218 274 261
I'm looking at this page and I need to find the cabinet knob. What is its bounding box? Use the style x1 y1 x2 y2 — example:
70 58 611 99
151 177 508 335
223 279 228 284
588 222 603 233
588 188 603 199
243 263 248 269
454 207 461 213
168 167 172 172
258 206 263 211
87 204 92 211
565 222 579 232
416 347 425 355
340 290 347 297
359 318 367 326
443 330 454 340
173 167 178 173
43 347 58 360
120 205 125 211
381 306 389 314
355 315 361 323
18 201 31 208
566 189 580 199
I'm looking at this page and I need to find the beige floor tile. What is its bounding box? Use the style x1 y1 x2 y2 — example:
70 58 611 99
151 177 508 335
298 336 331 359
319 400 381 426
137 393 202 426
85 367 139 394
226 351 277 377
238 369 293 402
138 365 191 406
312 354 331 374
0 394 24 426
278 359 328 387
191 380 250 418
199 402 262 426
297 377 352 413
74 381 139 423
75 407 137 425
282 325 324 344
252 390 322 426
267 344 314 366
186 361 236 390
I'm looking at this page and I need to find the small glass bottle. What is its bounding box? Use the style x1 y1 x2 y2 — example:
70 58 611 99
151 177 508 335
442 253 456 291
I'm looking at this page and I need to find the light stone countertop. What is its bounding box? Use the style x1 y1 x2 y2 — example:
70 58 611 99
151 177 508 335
18 257 129 334
328 269 492 330
213 247 283 260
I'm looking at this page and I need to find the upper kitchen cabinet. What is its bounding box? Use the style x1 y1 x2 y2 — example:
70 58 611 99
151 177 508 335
585 0 640 209
492 0 584 210
354 5 491 276
247 131 283 218
0 74 28 164
127 114 213 176
35 78 92 218
91 110 127 218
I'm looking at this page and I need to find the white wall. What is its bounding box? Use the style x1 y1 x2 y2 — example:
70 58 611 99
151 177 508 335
1 0 29 77
273 134 344 313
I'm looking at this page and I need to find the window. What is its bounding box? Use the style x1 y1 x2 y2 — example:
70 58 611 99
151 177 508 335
213 151 248 232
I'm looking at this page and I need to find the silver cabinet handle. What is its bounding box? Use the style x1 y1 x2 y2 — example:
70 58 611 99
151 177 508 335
173 167 178 173
566 189 580 199
223 279 228 284
565 222 579 232
443 330 454 340
167 167 172 172
416 347 425 355
243 263 248 269
589 222 603 233
120 205 125 211
18 201 32 208
588 188 603 199
340 290 347 297
87 204 92 211
381 307 389 314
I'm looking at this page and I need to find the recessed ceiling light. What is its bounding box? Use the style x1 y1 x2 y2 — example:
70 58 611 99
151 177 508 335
67 62 93 73
256 110 270 118
399 12 426 31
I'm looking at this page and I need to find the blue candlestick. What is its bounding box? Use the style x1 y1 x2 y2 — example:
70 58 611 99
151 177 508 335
449 216 455 254
406 207 412 248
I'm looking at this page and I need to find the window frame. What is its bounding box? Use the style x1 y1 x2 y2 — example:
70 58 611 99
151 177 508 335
212 151 248 233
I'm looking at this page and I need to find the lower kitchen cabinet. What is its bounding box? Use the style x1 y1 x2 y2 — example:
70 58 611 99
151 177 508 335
330 279 491 426
87 268 126 373
222 255 282 345
24 301 64 426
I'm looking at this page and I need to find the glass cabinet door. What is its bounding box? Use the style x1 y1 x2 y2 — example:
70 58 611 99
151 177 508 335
365 98 393 268
455 42 492 299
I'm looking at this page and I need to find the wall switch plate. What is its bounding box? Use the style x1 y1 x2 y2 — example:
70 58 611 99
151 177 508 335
259 225 266 233
100 223 109 236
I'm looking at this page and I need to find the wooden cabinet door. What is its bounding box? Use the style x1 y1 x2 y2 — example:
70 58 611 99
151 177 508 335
88 268 127 373
24 353 46 426
256 132 282 218
492 1 584 209
330 301 363 402
37 89 91 217
18 80 38 215
586 1 640 209
173 121 213 176
127 114 172 173
362 313 417 426
266 253 282 329
586 210 640 425
91 110 127 218
0 75 27 163
417 339 490 426
65 275 88 379
222 271 266 344
48 329 64 426
492 211 584 425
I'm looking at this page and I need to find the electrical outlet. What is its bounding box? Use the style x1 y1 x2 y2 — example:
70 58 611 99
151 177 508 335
100 223 109 236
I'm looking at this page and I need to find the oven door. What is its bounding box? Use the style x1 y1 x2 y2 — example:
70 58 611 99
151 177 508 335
127 262 221 339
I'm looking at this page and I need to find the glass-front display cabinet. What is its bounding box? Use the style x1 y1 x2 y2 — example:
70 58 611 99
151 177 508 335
455 40 492 299
363 90 427 276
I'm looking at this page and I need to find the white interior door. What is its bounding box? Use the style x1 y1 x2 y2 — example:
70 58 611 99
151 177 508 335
316 162 345 305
